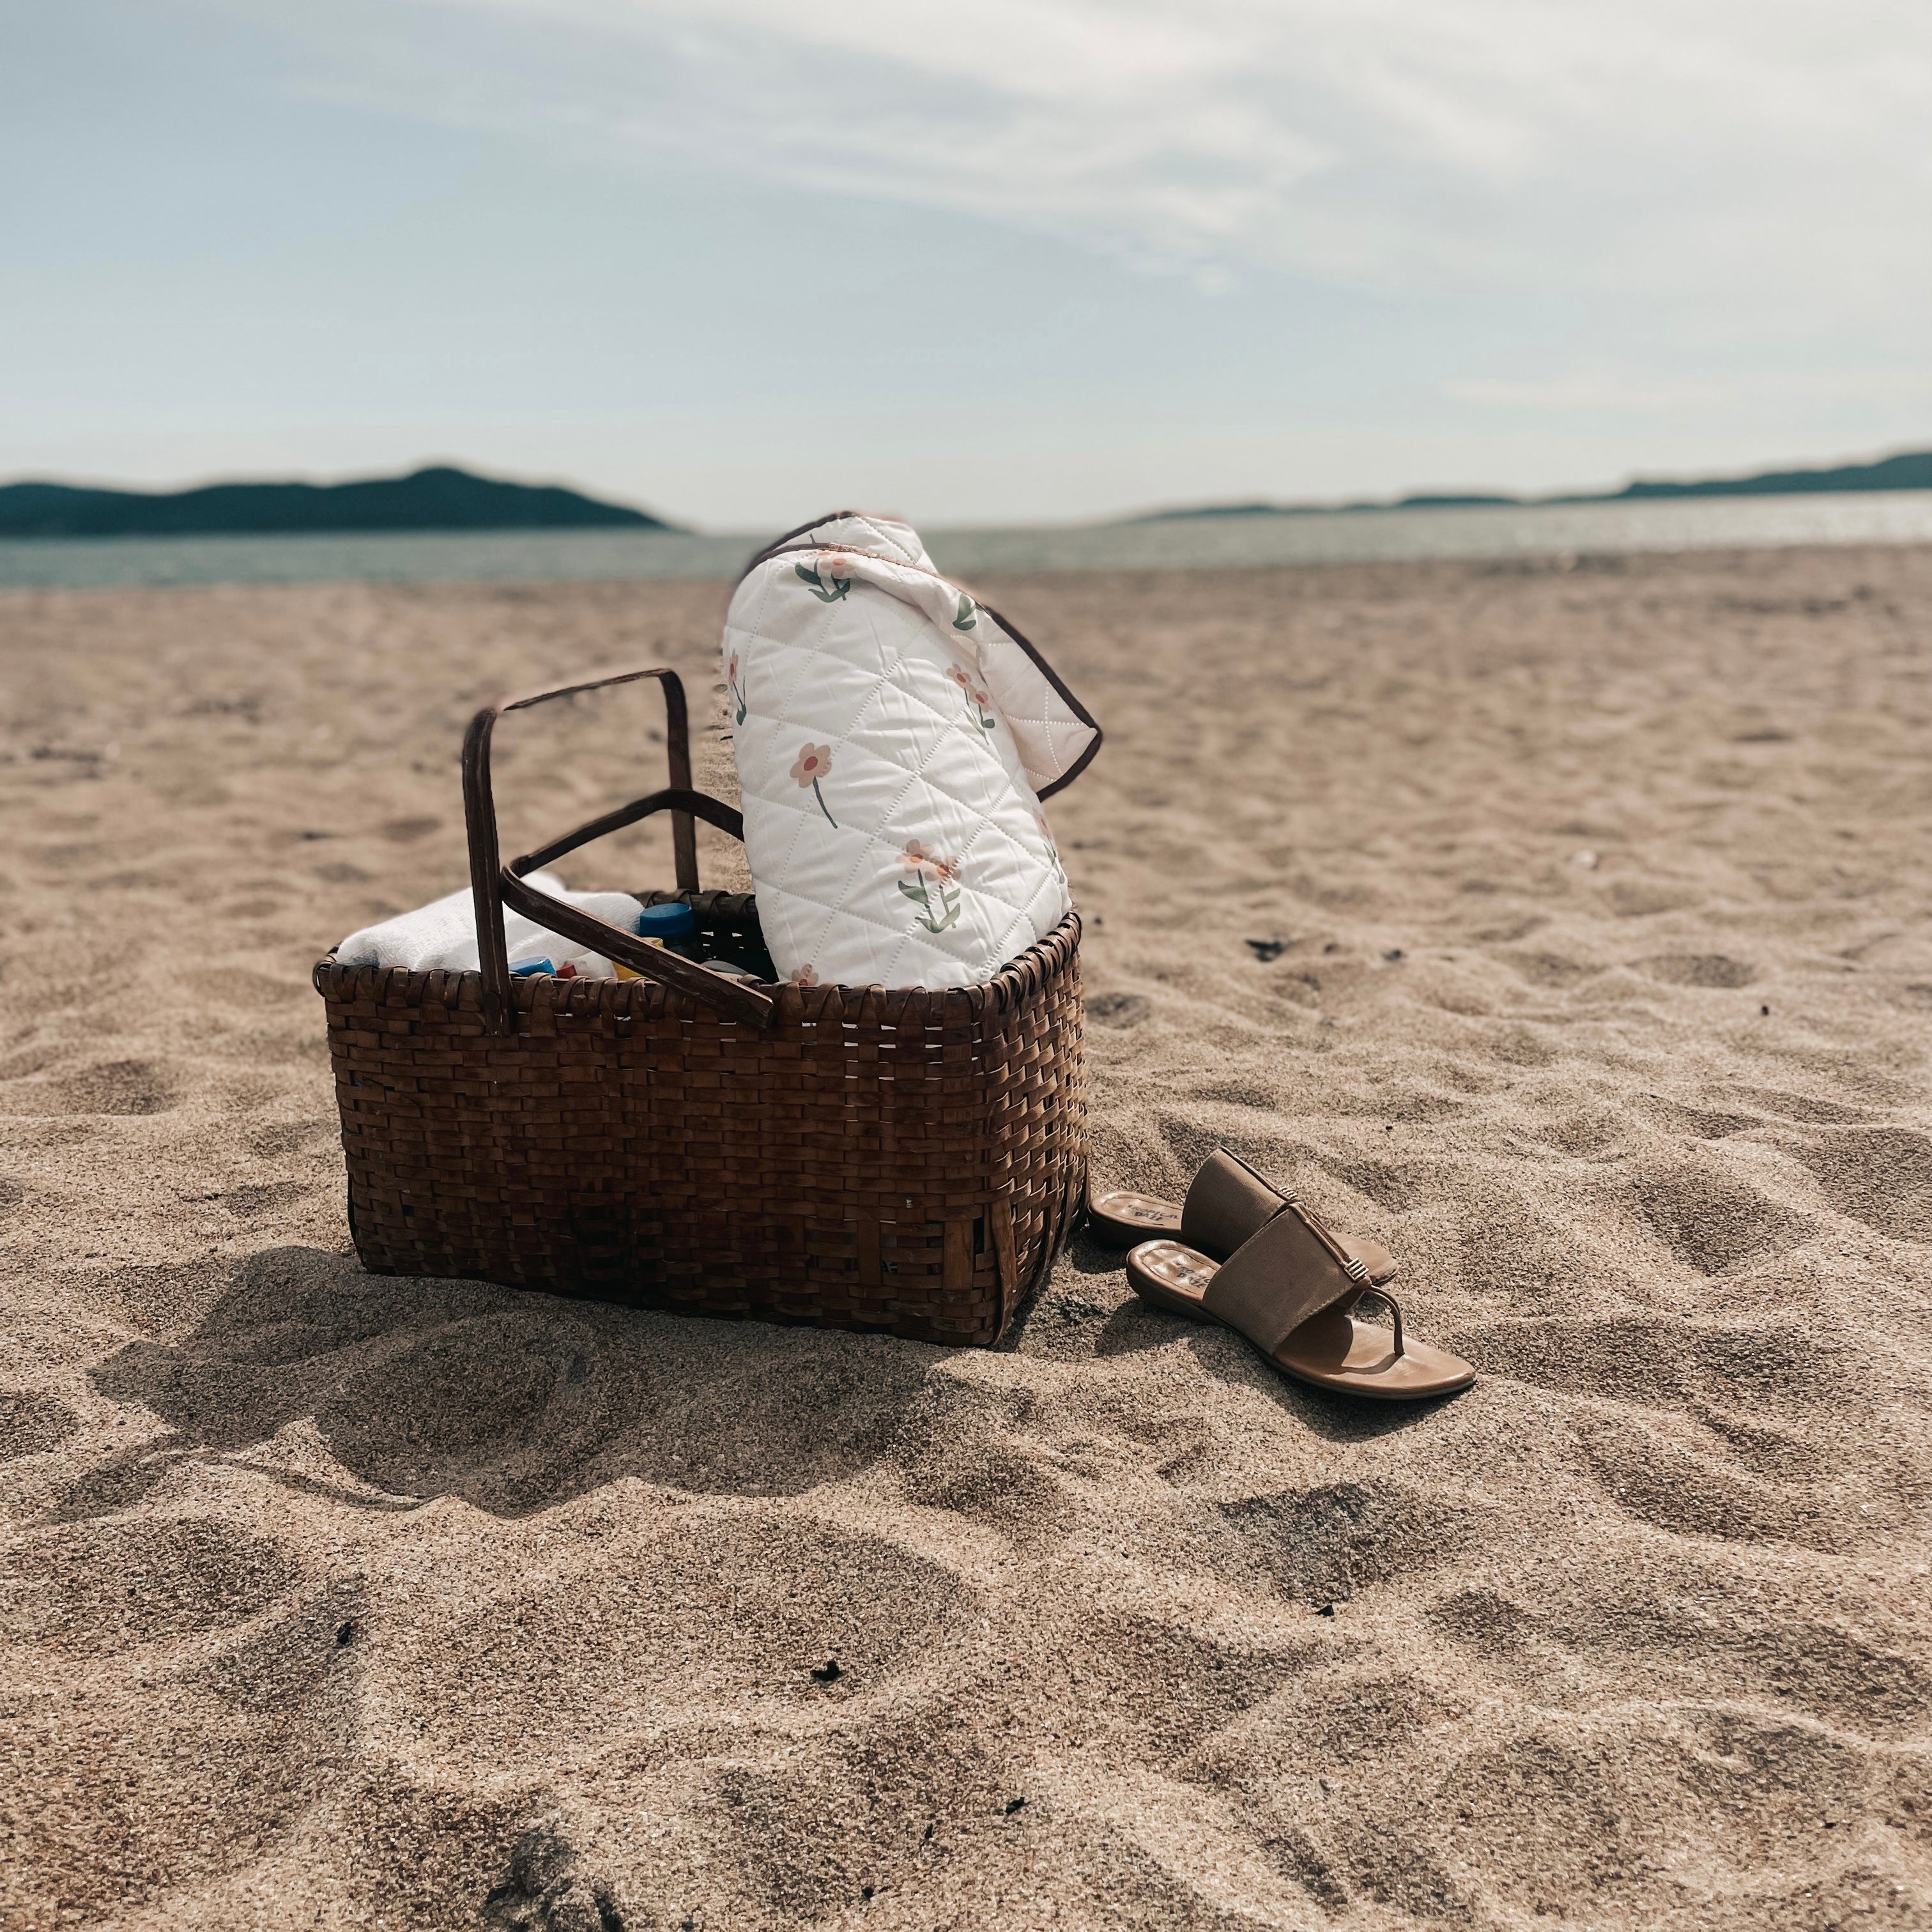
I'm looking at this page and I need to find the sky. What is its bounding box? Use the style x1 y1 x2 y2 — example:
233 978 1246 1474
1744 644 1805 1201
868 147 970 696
4 0 1929 529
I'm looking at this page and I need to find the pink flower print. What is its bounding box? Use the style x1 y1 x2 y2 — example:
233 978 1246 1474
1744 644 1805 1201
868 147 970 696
795 553 852 602
896 841 963 932
947 663 997 733
790 742 838 826
789 965 820 987
900 839 960 882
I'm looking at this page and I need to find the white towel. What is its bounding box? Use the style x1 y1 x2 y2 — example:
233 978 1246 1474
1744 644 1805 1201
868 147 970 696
336 870 643 976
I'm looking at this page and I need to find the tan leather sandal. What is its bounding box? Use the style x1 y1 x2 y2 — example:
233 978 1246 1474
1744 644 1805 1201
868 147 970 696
1125 1203 1474 1401
1089 1149 1397 1285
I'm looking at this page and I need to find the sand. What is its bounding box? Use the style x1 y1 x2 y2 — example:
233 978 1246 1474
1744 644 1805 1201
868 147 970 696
3 544 1931 1931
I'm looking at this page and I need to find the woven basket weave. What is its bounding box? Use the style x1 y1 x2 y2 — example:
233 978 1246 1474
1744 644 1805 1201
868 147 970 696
313 665 1087 1346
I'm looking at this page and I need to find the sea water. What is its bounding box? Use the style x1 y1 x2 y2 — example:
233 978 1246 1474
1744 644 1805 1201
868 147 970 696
3 490 1929 590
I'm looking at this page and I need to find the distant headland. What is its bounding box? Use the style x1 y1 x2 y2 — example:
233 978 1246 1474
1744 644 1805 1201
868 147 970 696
0 465 677 539
1131 448 1932 523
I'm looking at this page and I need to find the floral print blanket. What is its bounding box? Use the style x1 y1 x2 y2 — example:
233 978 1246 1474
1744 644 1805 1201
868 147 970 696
723 512 1100 989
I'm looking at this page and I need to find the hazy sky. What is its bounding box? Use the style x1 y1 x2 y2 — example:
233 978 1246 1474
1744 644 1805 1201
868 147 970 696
6 0 1929 528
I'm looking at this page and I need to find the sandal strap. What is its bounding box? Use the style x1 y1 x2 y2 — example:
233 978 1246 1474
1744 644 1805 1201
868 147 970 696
1202 1203 1368 1354
1179 1149 1289 1257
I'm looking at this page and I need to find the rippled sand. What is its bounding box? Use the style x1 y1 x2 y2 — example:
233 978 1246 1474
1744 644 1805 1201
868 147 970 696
4 546 1930 1930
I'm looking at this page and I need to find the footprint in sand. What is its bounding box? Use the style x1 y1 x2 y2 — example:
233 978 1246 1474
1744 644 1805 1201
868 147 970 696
218 1179 315 1219
1638 1094 1763 1139
1541 1565 1932 1739
1502 950 1602 988
1791 1127 1932 1241
1426 1589 1586 1701
395 1514 974 1763
1176 1660 1469 1914
896 1376 1068 1535
1741 1085 1880 1124
1576 1413 1899 1552
215 968 312 1011
1636 952 1756 988
1452 1186 1639 1315
1331 1156 1427 1211
1608 881 1696 917
1466 1312 1857 1415
10 1585 362 1917
484 1817 624 1931
70 1058 180 1115
1072 1615 1309 1767
1085 992 1151 1029
0 1390 81 1463
1216 1480 1484 1606
310 1309 622 1509
0 1057 181 1117
1631 1160 1811 1274
0 1515 300 1653
1687 1402 1848 1483
1439 1710 1878 1919
247 1117 334 1157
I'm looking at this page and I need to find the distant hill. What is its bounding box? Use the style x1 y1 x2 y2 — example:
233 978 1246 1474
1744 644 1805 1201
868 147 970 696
1598 450 1932 501
0 465 677 538
1135 449 1932 522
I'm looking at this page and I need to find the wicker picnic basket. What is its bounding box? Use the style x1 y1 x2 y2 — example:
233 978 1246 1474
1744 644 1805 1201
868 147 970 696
312 665 1087 1347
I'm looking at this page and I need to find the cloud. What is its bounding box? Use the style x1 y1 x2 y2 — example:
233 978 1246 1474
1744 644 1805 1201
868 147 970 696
228 0 1932 330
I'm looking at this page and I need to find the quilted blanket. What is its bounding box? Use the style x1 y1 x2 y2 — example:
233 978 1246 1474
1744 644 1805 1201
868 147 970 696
723 512 1101 989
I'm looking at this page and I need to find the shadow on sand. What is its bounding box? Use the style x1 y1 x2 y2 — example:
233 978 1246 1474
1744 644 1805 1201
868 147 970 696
73 1245 944 1521
67 1229 1455 1528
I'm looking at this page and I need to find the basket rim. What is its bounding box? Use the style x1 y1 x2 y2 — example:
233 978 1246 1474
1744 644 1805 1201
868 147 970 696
314 906 1081 1023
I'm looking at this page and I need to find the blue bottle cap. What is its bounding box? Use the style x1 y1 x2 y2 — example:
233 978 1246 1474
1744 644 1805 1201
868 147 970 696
635 901 696 938
510 958 554 978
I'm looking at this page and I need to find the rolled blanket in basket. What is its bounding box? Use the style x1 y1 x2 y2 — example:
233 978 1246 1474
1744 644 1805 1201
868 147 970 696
723 512 1101 989
337 869 645 976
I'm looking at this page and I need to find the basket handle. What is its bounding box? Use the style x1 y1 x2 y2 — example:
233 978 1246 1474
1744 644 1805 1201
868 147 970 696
461 664 778 1035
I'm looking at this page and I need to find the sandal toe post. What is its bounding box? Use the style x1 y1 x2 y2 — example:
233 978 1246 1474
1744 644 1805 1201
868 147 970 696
1271 1292 1474 1400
